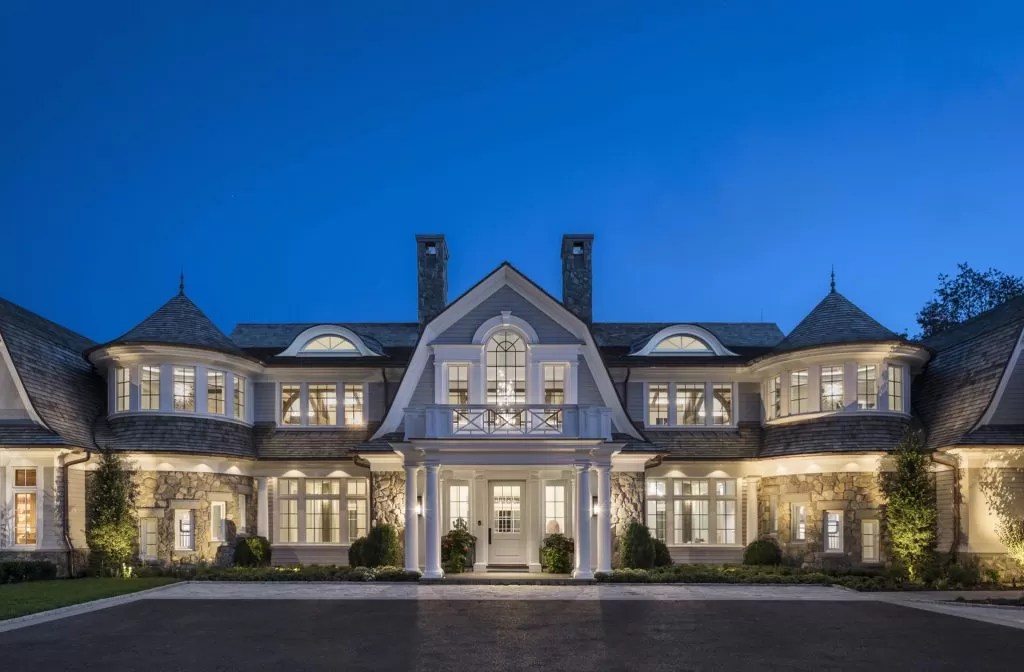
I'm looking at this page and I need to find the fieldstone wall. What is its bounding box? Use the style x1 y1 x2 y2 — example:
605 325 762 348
611 472 643 536
372 471 405 530
130 471 256 564
758 472 884 567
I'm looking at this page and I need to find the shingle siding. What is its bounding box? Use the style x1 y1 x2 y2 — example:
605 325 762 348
367 382 386 423
253 382 276 423
989 342 1024 424
577 359 602 406
648 422 762 459
101 415 255 458
761 415 908 458
255 422 368 459
433 286 579 344
738 382 761 423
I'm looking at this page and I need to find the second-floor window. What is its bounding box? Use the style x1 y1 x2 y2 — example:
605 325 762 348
308 384 337 425
343 384 364 425
767 375 781 420
173 366 196 411
543 364 565 405
487 330 526 405
141 365 160 410
820 366 844 411
279 383 365 427
712 384 732 425
790 370 809 414
116 367 131 412
447 364 469 404
646 382 736 427
888 365 904 412
648 384 670 426
281 384 302 425
857 365 877 409
207 370 225 414
677 384 705 425
233 375 246 419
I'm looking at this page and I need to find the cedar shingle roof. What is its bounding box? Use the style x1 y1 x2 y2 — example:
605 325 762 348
97 415 255 458
100 293 248 358
762 414 909 458
254 422 373 459
644 422 762 459
0 297 104 448
774 290 899 352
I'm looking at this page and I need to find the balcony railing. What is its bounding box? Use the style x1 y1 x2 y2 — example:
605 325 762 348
403 404 612 440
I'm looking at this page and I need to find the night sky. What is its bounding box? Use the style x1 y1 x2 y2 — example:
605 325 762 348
2 2 1022 342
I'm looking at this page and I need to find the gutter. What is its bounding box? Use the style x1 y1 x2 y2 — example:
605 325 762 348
61 449 92 577
929 451 962 558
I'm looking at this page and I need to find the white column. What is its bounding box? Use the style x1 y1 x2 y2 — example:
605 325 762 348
404 465 420 572
527 472 541 573
473 472 488 571
573 462 593 579
745 477 759 544
423 463 443 578
596 465 612 573
256 477 269 538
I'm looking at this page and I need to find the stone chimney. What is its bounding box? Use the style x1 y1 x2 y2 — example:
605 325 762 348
561 234 593 323
416 234 448 329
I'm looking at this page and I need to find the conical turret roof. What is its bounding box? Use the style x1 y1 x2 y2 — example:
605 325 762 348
775 289 899 352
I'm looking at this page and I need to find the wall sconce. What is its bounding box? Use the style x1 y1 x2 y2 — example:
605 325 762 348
592 495 599 518
415 496 423 517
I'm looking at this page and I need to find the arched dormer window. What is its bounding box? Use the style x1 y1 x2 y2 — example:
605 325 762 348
486 330 526 405
302 335 357 353
632 325 738 357
279 325 379 357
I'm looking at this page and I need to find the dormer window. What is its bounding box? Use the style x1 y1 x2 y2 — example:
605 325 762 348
302 335 358 353
653 335 712 353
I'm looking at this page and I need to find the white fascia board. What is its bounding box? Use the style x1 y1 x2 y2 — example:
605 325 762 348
90 344 264 375
0 335 48 429
631 324 738 357
975 328 1024 429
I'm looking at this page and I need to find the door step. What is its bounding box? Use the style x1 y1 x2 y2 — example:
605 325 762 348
485 564 529 572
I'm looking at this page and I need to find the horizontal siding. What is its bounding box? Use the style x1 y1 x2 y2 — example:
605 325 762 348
738 382 761 423
254 382 276 422
273 545 350 566
935 467 956 553
68 468 87 548
627 381 644 422
577 358 603 406
433 285 579 344
990 350 1024 424
367 382 385 423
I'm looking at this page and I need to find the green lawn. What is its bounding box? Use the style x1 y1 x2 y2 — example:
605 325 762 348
0 578 178 621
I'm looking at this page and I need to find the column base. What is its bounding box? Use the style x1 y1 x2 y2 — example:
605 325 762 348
528 562 542 574
405 564 421 573
472 562 488 573
572 568 594 580
422 568 445 580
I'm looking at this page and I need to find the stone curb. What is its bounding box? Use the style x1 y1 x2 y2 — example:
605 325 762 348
0 580 186 634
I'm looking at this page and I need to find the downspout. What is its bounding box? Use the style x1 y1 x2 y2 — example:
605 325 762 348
353 454 375 527
930 451 962 559
62 449 92 577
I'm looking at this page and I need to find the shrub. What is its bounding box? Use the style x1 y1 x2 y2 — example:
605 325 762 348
620 522 655 569
540 534 574 574
374 566 422 582
234 536 272 567
0 560 58 584
361 524 403 568
743 538 783 566
596 568 650 583
878 429 937 582
86 449 138 576
348 538 366 568
441 519 476 574
942 557 982 588
652 539 672 567
996 518 1024 569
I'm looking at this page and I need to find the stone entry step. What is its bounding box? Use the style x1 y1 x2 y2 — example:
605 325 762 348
424 572 586 586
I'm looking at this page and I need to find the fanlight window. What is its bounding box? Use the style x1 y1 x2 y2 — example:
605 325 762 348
653 335 712 353
486 330 526 406
302 335 358 353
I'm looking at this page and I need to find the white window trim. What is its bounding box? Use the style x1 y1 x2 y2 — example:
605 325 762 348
111 363 253 425
7 466 42 550
236 494 248 534
276 382 367 428
791 503 808 542
767 360 913 424
824 510 844 554
861 518 880 563
642 382 738 429
646 477 740 547
174 509 194 552
273 477 369 546
210 501 227 542
632 324 738 357
279 325 380 357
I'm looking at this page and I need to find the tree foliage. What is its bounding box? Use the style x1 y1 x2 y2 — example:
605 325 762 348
916 263 1024 338
978 458 1024 570
86 449 138 576
878 430 937 581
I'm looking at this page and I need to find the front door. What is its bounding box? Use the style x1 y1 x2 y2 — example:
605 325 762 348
489 481 526 565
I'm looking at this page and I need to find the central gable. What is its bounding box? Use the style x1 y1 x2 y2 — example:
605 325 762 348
434 285 580 345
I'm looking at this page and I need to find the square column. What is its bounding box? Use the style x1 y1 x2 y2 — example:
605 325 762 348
573 462 593 580
423 463 444 579
595 465 612 573
256 477 269 538
404 465 420 572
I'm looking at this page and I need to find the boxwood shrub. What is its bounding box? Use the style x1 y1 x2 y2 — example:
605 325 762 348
742 538 782 566
0 560 58 584
234 536 272 567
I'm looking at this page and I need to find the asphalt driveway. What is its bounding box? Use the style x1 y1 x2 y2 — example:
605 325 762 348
1 599 1022 671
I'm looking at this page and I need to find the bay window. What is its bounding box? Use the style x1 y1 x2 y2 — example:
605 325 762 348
141 365 160 410
13 468 37 546
116 367 131 412
820 366 844 411
789 370 809 414
207 371 225 414
857 365 877 409
233 375 246 419
173 366 196 411
887 365 904 412
647 477 739 545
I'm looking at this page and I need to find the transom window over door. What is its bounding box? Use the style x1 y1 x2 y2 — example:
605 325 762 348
486 330 526 406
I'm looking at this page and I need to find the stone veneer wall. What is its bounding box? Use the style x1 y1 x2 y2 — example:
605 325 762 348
611 472 643 536
130 471 256 564
758 472 884 567
372 471 405 530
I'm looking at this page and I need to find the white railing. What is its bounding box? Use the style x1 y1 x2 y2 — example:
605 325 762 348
403 405 612 440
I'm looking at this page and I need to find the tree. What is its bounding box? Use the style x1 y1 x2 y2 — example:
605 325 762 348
878 429 937 581
86 449 138 576
916 263 1024 338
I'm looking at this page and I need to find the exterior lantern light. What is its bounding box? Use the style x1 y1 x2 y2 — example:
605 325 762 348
416 496 423 517
592 495 599 518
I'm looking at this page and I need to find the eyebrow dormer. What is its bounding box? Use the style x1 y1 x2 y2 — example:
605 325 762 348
632 325 738 357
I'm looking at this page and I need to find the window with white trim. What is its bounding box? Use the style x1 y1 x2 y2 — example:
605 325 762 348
648 384 670 426
544 484 566 535
237 494 248 534
174 509 193 551
646 382 737 427
281 384 302 425
820 366 844 411
13 468 37 546
767 375 781 420
673 480 709 544
791 503 807 541
308 384 337 425
543 364 566 405
346 479 368 541
857 365 877 409
712 384 732 425
140 517 158 560
305 480 341 543
278 479 299 542
486 330 526 405
141 365 160 410
302 335 357 352
648 477 738 545
824 510 843 552
207 371 225 415
447 364 469 404
715 480 737 544
677 384 705 426
790 370 809 414
210 501 227 542
653 334 712 353
449 484 469 531
343 384 364 426
887 365 904 412
116 367 131 412
233 375 246 420
173 366 196 411
861 519 879 562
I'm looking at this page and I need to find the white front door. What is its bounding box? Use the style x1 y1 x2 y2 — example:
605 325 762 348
489 481 526 565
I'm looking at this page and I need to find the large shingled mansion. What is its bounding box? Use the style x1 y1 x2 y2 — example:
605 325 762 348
1 234 1022 578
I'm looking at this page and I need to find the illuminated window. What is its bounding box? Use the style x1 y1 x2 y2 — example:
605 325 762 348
647 478 666 498
343 384 364 426
207 370 225 414
305 479 341 543
173 366 196 411
281 384 301 425
888 365 904 412
544 484 566 535
493 484 522 534
676 384 705 425
308 384 337 425
653 335 711 353
140 517 158 560
174 509 193 551
824 510 843 552
543 364 566 405
347 479 368 541
792 504 807 541
789 370 809 414
767 375 781 420
712 384 732 425
647 499 667 542
116 367 131 412
13 468 37 545
233 375 246 420
210 501 226 542
141 365 160 410
862 519 880 562
278 478 299 543
486 330 526 405
716 500 737 544
237 494 248 533
857 365 877 409
648 384 669 426
449 484 470 531
302 335 357 352
447 364 469 404
820 366 844 411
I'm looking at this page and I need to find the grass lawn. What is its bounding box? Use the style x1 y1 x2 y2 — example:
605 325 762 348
0 578 178 621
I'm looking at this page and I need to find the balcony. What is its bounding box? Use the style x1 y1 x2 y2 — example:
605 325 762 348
403 405 612 440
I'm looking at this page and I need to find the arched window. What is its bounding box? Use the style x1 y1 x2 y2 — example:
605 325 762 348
653 335 712 353
301 335 357 353
486 330 526 405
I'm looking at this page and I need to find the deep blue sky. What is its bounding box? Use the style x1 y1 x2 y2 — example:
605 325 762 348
2 2 1023 342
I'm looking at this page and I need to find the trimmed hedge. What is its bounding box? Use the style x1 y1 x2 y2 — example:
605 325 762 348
592 564 943 591
234 536 272 567
742 538 782 566
0 560 58 584
138 564 421 582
